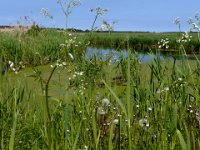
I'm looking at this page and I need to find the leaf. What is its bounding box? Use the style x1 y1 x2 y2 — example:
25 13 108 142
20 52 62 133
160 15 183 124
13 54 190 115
102 80 127 117
72 121 82 150
176 130 187 150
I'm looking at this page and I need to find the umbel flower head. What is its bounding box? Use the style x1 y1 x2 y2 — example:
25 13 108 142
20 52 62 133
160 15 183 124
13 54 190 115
158 38 169 49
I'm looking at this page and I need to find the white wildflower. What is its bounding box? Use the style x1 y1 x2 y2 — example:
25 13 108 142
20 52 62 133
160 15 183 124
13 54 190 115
75 71 84 76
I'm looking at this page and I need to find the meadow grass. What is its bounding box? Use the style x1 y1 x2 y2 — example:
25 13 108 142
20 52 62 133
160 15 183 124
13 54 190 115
0 24 200 149
1 49 200 149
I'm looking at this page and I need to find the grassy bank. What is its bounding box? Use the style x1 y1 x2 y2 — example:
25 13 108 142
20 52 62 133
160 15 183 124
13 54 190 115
88 32 200 52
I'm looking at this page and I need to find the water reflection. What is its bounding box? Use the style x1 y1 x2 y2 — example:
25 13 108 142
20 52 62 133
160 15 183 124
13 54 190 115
86 47 200 62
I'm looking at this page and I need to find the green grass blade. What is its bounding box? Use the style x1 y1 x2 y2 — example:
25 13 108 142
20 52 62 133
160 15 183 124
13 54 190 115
9 111 18 150
72 121 82 150
184 123 191 150
9 89 18 150
176 129 187 150
92 110 98 148
102 80 127 117
108 123 114 150
191 129 196 150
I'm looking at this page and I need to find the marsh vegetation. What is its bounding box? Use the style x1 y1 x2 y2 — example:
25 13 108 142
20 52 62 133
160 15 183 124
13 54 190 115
0 3 200 150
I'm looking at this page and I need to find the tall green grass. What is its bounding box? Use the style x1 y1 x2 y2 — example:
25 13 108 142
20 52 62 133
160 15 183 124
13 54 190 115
0 26 200 149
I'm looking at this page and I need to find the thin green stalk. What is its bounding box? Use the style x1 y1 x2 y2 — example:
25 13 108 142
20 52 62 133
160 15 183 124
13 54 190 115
90 15 98 36
45 65 57 149
108 123 114 150
9 89 18 150
9 112 18 150
92 110 100 149
126 39 132 149
72 121 82 150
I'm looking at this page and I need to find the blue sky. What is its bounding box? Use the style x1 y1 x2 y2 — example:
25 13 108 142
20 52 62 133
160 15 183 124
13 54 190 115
0 0 199 32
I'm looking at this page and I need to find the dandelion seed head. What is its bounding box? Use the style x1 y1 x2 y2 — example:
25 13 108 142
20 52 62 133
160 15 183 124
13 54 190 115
113 119 119 125
139 119 149 127
102 98 110 107
98 107 106 115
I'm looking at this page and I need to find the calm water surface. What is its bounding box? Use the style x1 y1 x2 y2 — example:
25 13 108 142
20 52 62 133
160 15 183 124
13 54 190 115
86 47 200 62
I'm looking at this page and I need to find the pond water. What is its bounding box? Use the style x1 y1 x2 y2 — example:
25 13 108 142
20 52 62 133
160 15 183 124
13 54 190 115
86 47 200 62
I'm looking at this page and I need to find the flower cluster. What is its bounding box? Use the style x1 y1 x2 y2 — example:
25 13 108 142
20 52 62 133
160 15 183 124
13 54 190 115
40 8 53 19
174 17 180 25
90 7 108 17
50 59 67 68
59 34 83 58
68 71 86 95
158 38 169 49
8 60 25 74
60 35 77 48
173 77 187 88
176 32 192 43
156 86 169 94
188 13 200 32
57 0 81 16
